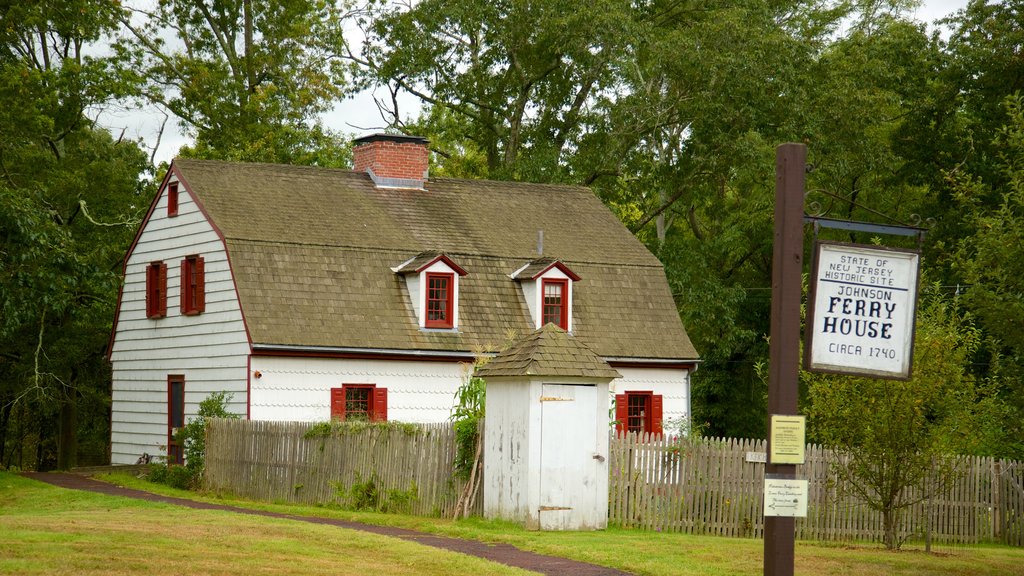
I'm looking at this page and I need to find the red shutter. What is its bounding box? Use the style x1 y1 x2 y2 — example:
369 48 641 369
330 388 344 420
180 259 188 314
372 387 388 422
195 257 206 313
158 262 168 317
614 394 627 435
146 264 155 317
651 394 664 437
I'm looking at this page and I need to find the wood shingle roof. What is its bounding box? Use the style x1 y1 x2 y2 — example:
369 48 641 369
476 324 622 380
173 158 698 361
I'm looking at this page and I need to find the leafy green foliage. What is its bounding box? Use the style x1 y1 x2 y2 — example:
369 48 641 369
178 392 237 483
118 0 354 165
302 420 421 440
949 94 1024 458
332 471 418 514
451 373 485 482
0 0 148 470
148 392 237 489
357 0 638 180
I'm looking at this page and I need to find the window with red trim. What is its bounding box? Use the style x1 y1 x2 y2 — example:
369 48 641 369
168 375 185 465
542 278 568 329
425 272 454 328
146 261 168 318
331 385 387 422
167 182 179 217
181 255 205 315
615 391 663 436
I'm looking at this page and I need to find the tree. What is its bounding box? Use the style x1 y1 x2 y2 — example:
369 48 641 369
805 290 1002 549
0 0 149 469
118 0 354 165
354 0 638 181
616 5 935 438
950 95 1024 459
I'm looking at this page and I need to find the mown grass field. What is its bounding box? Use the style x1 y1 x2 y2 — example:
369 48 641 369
5 471 1024 575
0 472 531 575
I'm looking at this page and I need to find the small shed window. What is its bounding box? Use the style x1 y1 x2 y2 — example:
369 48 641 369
331 385 387 422
180 255 205 315
146 261 168 319
425 272 454 328
615 391 663 436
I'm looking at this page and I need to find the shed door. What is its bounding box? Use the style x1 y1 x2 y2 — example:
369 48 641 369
539 383 600 530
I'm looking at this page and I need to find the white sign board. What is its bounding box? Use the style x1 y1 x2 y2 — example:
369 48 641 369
745 451 767 463
805 242 920 380
763 478 808 518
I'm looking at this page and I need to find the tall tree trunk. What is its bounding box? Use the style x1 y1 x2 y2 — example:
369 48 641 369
883 508 897 550
57 396 78 470
0 398 10 467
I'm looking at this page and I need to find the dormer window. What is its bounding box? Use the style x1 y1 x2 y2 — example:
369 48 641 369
392 252 468 330
425 272 455 328
511 258 580 332
542 278 568 329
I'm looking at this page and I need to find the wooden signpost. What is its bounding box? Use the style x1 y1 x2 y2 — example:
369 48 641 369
764 144 922 576
764 143 805 576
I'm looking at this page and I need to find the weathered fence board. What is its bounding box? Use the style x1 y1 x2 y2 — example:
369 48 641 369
204 419 476 518
608 433 1024 546
205 419 1022 545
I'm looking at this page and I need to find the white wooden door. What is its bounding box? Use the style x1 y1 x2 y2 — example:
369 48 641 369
539 383 602 530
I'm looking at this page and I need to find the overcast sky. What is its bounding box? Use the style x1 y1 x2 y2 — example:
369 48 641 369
98 0 973 167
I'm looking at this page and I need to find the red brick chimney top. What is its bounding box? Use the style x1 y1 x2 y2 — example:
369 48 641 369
352 134 430 189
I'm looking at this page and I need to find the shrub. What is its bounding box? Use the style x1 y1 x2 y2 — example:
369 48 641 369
147 391 237 490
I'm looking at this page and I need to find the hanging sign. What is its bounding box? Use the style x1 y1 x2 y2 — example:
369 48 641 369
805 242 920 380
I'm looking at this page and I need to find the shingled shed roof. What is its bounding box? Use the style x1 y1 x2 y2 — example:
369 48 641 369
172 157 699 361
476 324 621 380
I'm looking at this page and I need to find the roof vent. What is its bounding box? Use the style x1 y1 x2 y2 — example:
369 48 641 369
352 134 430 189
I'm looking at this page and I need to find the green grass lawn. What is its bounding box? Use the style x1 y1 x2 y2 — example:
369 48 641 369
6 470 1024 576
0 472 533 575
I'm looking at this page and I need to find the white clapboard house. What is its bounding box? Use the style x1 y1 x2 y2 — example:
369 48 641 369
107 134 700 464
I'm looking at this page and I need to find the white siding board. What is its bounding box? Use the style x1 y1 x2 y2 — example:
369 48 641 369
612 366 692 425
110 178 250 464
250 356 466 423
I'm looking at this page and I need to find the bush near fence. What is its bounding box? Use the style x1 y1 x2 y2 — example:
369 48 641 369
204 418 478 517
609 433 1024 546
204 419 1023 546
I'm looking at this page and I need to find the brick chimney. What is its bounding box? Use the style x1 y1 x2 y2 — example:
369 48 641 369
352 134 430 189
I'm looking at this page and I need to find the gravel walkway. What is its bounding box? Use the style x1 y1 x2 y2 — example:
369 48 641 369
22 472 631 576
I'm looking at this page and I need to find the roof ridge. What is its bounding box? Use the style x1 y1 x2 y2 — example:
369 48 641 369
175 157 592 191
225 237 666 269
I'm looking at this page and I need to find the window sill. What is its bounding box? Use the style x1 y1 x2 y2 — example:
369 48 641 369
420 327 459 333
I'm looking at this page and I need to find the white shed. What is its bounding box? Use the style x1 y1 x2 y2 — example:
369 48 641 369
479 324 621 530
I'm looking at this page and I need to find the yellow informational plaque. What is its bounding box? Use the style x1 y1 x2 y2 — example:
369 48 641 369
770 415 806 464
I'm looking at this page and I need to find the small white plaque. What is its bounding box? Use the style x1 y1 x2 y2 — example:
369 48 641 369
764 478 808 518
745 451 767 463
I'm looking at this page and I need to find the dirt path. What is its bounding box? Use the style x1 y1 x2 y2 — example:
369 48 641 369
22 472 630 576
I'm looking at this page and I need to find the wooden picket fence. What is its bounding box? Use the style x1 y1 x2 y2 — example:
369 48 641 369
203 419 1024 545
609 434 1024 546
204 419 476 517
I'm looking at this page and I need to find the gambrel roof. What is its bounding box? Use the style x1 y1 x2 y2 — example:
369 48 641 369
170 157 698 361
